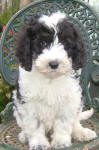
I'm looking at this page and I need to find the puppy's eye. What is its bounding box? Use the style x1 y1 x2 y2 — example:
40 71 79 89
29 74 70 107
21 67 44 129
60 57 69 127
40 40 47 47
61 40 65 44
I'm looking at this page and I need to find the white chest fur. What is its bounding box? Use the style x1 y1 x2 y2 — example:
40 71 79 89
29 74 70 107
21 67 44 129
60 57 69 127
15 67 82 130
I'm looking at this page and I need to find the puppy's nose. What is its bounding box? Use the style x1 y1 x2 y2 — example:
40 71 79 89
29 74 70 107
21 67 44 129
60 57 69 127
49 61 59 69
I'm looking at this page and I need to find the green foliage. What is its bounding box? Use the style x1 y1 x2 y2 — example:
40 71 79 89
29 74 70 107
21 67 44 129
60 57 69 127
0 7 13 25
12 0 20 14
0 0 20 116
0 0 20 25
0 74 12 113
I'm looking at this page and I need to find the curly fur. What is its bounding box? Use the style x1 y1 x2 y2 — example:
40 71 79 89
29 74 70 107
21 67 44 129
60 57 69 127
57 19 85 70
13 12 97 150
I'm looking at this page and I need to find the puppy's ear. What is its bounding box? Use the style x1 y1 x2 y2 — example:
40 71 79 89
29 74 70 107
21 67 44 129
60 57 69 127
15 16 40 71
71 25 86 70
58 20 86 70
15 26 33 71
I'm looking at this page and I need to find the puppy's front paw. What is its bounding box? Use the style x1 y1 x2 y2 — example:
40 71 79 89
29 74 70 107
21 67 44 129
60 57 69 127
52 143 71 149
29 136 50 150
30 145 50 150
51 135 72 149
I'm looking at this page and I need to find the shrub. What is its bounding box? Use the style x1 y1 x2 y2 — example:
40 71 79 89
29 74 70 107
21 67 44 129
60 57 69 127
0 74 12 112
0 0 20 25
0 1 19 116
0 7 12 25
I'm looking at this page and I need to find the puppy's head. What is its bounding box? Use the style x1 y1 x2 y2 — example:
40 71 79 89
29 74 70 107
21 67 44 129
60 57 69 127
16 12 85 78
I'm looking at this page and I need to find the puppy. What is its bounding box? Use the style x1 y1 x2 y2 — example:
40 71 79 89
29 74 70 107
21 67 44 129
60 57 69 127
13 12 97 150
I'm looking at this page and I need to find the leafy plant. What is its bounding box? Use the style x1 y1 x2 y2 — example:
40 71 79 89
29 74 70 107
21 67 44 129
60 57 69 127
0 0 20 25
0 0 20 116
0 7 12 25
0 74 13 112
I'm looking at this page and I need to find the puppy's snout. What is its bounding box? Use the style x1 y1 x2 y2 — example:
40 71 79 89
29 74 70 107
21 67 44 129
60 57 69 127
49 61 59 69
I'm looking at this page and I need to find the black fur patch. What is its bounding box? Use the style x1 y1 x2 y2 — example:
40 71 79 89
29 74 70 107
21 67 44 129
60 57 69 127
57 19 85 70
15 16 55 71
16 81 22 100
16 80 25 104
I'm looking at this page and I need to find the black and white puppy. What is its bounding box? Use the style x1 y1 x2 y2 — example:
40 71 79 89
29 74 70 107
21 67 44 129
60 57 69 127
13 12 97 150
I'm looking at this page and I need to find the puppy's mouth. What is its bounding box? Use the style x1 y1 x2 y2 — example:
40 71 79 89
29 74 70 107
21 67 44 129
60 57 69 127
42 71 65 79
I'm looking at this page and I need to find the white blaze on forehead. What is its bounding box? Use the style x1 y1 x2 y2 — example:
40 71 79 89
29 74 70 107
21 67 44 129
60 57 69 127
39 11 67 29
41 44 68 61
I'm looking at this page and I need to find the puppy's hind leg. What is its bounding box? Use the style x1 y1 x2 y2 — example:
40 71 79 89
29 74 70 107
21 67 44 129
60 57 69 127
72 118 97 142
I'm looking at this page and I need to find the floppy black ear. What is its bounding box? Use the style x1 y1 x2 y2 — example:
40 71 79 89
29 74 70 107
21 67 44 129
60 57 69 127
15 16 40 71
58 20 86 70
70 25 86 70
15 25 33 71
